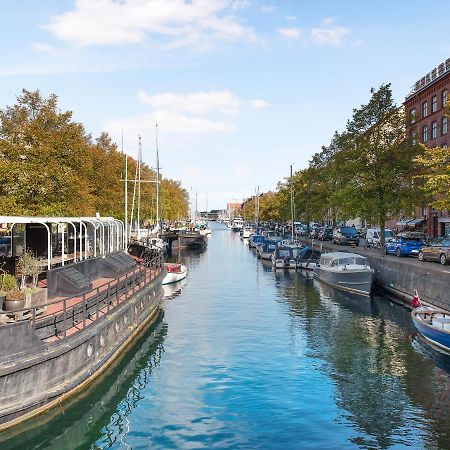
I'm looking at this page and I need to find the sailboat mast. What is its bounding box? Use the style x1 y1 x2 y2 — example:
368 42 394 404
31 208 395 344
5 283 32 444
137 136 142 240
129 149 139 238
155 123 161 233
257 185 260 228
123 131 128 246
290 164 294 243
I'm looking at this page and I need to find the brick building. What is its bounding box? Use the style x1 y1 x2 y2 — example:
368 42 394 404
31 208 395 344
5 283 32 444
404 58 450 237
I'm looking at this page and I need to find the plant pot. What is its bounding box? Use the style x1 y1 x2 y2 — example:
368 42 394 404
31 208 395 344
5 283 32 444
5 298 25 311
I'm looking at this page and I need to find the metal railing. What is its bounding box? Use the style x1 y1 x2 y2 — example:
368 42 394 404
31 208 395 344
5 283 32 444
0 254 163 343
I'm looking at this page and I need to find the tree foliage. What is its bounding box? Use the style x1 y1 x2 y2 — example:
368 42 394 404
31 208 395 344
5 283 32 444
242 85 424 244
0 90 189 221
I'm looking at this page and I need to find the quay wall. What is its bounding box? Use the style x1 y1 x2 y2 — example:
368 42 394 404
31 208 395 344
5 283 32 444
304 238 450 310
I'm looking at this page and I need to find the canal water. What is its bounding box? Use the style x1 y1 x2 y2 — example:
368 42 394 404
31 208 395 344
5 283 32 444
3 223 450 449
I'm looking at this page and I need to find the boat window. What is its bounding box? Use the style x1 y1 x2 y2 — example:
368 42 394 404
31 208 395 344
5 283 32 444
278 249 291 257
337 256 367 266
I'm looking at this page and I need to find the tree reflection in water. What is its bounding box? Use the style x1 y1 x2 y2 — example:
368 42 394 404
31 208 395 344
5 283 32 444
276 272 450 449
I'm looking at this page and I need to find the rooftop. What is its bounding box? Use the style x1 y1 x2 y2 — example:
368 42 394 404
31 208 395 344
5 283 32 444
405 58 450 100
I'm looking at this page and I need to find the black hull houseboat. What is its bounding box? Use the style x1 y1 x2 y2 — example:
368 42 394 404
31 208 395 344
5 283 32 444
0 216 164 430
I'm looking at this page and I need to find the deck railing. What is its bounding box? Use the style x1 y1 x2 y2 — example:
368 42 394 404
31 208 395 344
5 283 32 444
0 254 163 345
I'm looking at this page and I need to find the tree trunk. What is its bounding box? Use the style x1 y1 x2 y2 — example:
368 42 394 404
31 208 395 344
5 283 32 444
379 216 386 248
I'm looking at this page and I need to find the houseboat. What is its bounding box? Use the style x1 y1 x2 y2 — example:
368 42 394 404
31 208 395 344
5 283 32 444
0 215 164 431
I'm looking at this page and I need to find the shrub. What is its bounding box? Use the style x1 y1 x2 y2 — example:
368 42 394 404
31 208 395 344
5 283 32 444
0 273 17 293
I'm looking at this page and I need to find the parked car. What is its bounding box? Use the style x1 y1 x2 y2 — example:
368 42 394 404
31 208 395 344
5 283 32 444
418 238 450 265
309 227 322 239
0 236 11 257
332 226 359 246
365 228 395 247
384 235 425 257
318 227 333 241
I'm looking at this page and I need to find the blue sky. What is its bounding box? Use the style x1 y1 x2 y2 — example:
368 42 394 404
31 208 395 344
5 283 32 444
0 0 449 209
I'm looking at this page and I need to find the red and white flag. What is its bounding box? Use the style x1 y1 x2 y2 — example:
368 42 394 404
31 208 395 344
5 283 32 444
411 290 422 308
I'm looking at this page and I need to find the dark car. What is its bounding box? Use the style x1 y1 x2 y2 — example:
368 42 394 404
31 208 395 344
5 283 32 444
418 238 450 265
318 227 333 241
332 226 359 246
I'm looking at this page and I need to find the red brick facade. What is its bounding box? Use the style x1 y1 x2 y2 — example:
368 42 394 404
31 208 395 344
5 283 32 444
404 59 450 237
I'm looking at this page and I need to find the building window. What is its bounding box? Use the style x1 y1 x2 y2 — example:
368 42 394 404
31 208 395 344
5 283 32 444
443 116 448 135
410 130 417 145
443 90 448 109
431 121 437 139
410 108 416 124
432 95 437 113
422 125 428 142
422 101 428 117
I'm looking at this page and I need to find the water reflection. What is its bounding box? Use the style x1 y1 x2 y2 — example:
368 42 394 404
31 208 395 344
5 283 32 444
0 315 167 450
275 268 450 448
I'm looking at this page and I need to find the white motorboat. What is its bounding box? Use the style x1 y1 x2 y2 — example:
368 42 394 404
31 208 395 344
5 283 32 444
162 263 188 285
241 226 254 239
313 252 373 296
231 217 244 232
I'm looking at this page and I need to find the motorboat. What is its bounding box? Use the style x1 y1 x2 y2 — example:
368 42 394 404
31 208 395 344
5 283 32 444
272 246 297 269
295 246 321 270
248 234 265 248
162 263 188 285
412 306 450 354
313 252 373 296
257 240 278 260
241 225 254 239
231 217 244 232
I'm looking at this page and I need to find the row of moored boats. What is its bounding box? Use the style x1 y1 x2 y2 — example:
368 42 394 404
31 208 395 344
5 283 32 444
228 218 450 357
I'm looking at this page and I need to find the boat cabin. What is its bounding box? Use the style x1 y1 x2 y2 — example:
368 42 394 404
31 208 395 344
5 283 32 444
0 216 125 275
319 252 368 268
274 246 294 261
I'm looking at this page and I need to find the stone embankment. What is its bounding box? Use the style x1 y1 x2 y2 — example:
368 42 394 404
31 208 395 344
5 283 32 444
301 237 450 310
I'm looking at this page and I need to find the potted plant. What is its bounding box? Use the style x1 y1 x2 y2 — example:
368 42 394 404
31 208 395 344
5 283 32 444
4 288 25 311
0 265 18 310
17 251 45 308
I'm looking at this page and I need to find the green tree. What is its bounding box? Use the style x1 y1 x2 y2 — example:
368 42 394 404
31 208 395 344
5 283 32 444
332 84 423 245
0 90 189 221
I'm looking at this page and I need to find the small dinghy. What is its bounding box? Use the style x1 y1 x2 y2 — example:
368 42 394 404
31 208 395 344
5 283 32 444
412 306 450 354
163 263 188 285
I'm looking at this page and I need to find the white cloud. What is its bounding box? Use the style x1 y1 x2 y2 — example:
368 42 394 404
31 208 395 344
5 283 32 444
45 0 254 50
311 19 349 46
277 27 301 40
249 99 269 109
138 91 241 115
